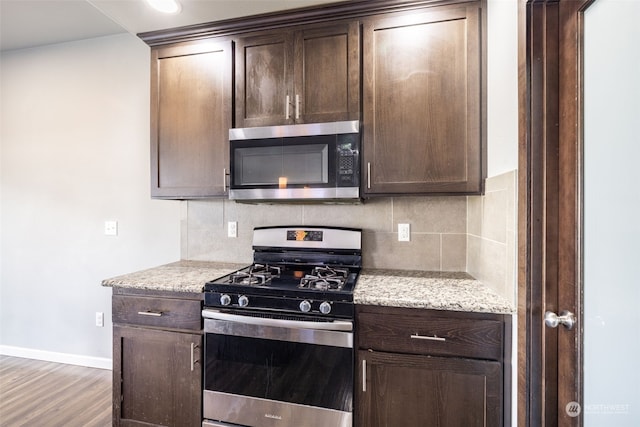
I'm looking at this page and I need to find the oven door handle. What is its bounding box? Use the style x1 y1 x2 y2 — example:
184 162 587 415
202 309 353 332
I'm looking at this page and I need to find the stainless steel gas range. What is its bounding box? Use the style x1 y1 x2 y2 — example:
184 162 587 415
202 225 361 427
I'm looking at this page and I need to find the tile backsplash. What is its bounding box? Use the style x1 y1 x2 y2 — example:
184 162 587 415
181 169 517 305
467 170 517 304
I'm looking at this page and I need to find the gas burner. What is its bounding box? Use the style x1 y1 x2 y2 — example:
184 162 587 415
298 266 350 291
311 266 349 279
229 271 268 285
251 263 282 276
299 274 346 291
227 263 282 286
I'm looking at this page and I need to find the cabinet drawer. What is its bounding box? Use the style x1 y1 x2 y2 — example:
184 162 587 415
113 295 202 331
357 307 503 360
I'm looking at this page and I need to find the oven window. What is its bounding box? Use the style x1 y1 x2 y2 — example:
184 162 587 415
204 333 353 412
232 136 331 187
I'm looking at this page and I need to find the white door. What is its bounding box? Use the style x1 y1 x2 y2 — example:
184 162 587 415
583 0 640 424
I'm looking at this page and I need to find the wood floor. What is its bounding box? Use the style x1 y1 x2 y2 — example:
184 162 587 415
0 355 111 427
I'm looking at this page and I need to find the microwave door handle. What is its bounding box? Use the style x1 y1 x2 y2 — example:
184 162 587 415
285 95 290 119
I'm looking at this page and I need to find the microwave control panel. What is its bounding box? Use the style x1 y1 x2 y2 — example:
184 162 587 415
336 134 360 187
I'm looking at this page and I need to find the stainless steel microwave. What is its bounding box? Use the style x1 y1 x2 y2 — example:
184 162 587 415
229 120 360 202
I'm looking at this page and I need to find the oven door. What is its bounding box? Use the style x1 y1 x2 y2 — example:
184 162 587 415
202 309 353 427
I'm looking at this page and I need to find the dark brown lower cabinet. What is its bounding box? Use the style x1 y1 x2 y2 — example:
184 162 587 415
112 291 203 427
357 351 502 426
356 305 510 427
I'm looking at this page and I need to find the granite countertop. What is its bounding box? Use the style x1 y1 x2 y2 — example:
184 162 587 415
101 260 245 293
102 262 514 314
355 269 515 314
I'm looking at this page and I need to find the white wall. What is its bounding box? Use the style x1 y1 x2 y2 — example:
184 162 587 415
0 33 180 366
487 0 519 177
583 0 640 424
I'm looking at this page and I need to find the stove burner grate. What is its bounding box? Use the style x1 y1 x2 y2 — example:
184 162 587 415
298 266 349 291
251 263 282 276
313 266 349 279
229 272 264 285
227 263 283 286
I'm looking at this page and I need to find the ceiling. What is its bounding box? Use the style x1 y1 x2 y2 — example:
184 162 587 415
0 0 342 52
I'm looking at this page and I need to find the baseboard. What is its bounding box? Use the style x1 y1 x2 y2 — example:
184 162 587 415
0 345 112 370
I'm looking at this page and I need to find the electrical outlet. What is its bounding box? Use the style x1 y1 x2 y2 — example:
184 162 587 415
398 223 410 242
228 221 238 238
104 220 118 236
95 312 104 327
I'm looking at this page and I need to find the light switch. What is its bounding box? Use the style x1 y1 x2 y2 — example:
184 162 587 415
95 312 104 327
104 220 118 236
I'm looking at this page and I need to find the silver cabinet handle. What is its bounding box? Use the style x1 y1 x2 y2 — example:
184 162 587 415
295 94 300 120
367 162 371 189
285 95 290 119
362 359 367 392
223 168 227 191
545 310 576 330
137 311 162 317
190 342 198 371
410 334 446 342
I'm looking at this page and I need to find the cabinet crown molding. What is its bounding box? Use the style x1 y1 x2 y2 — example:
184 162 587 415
138 0 477 46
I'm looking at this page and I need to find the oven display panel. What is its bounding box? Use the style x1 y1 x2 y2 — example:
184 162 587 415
287 230 323 242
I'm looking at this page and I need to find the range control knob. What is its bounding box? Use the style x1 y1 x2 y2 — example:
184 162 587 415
299 300 312 313
219 294 231 306
238 295 249 307
319 301 332 315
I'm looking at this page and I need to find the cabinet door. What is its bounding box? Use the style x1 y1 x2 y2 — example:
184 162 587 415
235 31 295 127
151 40 232 198
357 350 502 427
362 6 484 195
113 326 202 427
294 21 360 124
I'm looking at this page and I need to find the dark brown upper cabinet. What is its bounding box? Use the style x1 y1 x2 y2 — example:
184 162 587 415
362 4 485 196
235 21 360 128
150 39 232 199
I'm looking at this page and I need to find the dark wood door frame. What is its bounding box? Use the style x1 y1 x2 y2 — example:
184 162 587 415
518 0 591 425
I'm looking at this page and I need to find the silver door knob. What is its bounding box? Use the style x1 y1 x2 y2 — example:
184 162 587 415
545 310 576 330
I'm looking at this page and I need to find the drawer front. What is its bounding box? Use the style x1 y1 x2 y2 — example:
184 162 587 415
357 309 503 360
113 295 202 331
